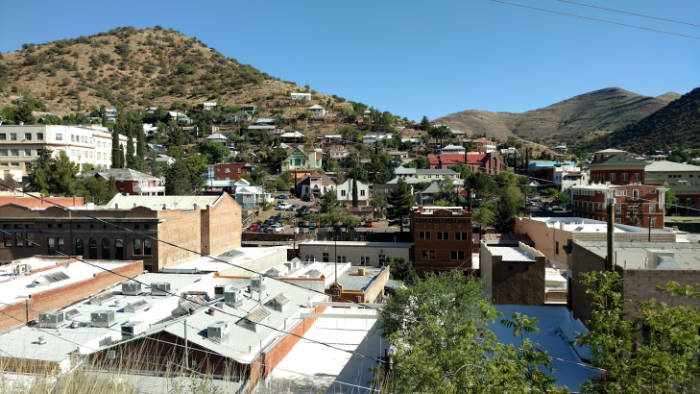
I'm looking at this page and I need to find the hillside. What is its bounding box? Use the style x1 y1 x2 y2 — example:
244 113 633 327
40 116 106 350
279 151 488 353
600 87 700 153
0 26 377 135
437 87 677 145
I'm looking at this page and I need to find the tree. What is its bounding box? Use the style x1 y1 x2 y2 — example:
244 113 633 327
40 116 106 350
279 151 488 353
413 156 429 169
111 128 122 168
388 257 416 285
419 115 431 130
665 188 677 214
320 190 340 214
370 194 388 219
165 159 191 195
578 271 700 393
198 141 229 164
379 272 564 393
27 150 79 196
388 178 414 231
183 154 207 193
494 184 523 233
78 176 118 205
125 127 136 169
473 201 496 227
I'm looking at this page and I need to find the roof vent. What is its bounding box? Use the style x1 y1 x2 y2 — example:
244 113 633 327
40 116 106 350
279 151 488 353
90 310 116 328
121 321 147 339
121 281 142 296
265 294 290 313
251 276 266 292
150 282 171 296
224 286 243 308
34 336 46 345
207 321 229 342
124 299 150 313
38 311 65 329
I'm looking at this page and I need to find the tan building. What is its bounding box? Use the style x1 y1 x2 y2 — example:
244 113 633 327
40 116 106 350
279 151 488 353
479 242 546 305
0 194 242 272
569 241 700 322
514 217 677 271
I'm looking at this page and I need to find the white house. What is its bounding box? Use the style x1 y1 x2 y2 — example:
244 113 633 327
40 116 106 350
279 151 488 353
363 133 393 145
206 133 228 143
308 104 327 120
388 166 461 185
441 144 466 154
335 178 370 206
233 179 273 210
290 92 312 102
142 123 158 137
202 101 217 111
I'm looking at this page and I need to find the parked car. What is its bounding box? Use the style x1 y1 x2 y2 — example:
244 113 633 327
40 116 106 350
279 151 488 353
277 203 293 211
276 194 288 200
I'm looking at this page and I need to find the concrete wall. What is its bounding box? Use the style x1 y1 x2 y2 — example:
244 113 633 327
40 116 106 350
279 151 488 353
0 260 143 332
623 269 700 319
299 243 410 266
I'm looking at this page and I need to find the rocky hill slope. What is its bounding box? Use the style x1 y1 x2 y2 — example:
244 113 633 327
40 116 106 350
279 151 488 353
437 87 678 145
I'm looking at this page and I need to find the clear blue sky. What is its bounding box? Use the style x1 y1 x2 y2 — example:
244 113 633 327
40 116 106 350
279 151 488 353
1 0 698 120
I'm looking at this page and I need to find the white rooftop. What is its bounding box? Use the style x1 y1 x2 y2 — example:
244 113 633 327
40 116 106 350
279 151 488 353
300 240 412 248
645 160 700 172
484 244 540 262
166 246 288 274
101 194 222 211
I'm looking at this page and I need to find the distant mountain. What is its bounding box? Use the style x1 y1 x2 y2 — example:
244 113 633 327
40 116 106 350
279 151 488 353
600 87 700 153
0 26 381 135
436 87 678 145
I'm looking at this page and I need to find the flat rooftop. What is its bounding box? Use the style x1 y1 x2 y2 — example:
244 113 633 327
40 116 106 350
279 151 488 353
0 258 136 305
484 243 542 262
337 267 386 292
529 217 673 234
267 305 384 393
166 246 288 274
300 240 412 248
573 241 700 270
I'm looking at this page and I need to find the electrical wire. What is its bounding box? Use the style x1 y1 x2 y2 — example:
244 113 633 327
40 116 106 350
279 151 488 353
484 0 700 40
0 228 386 365
552 0 700 28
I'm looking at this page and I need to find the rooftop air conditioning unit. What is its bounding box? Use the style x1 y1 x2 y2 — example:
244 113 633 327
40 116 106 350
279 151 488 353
122 281 142 296
357 267 367 276
207 321 229 342
224 286 243 308
90 310 116 328
38 311 65 329
121 321 147 339
251 276 266 292
214 285 226 297
150 282 171 296
123 299 150 313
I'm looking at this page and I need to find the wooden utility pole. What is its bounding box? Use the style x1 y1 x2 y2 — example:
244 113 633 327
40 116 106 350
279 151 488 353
606 198 615 271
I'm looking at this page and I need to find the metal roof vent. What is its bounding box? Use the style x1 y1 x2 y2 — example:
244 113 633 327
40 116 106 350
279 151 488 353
34 336 47 345
38 311 65 329
251 276 266 292
124 299 150 313
90 310 116 328
224 286 243 308
121 281 142 296
150 282 171 296
265 294 290 313
121 321 147 339
207 321 229 342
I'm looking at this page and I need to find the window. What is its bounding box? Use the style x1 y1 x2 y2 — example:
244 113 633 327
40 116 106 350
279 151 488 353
437 231 449 240
56 133 63 141
74 238 84 256
360 189 366 197
24 133 32 141
322 252 329 262
455 232 468 240
421 250 428 259
24 149 31 157
0 133 5 140
10 133 17 141
429 250 435 260
47 237 55 253
450 251 465 260
650 217 656 227
341 190 347 197
555 241 560 255
37 133 44 140
133 239 143 256
143 239 153 256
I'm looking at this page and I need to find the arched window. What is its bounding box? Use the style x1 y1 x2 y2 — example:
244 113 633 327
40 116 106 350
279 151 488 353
101 238 111 259
143 239 153 256
88 238 98 259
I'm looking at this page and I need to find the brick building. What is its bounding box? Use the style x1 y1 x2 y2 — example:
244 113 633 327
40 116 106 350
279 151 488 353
427 152 505 175
410 206 473 272
0 194 242 272
589 149 648 185
571 183 665 228
207 162 248 181
479 241 546 305
0 193 85 209
569 241 700 322
0 256 142 332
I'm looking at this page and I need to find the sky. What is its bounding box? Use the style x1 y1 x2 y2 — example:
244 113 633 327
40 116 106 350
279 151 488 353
0 0 698 120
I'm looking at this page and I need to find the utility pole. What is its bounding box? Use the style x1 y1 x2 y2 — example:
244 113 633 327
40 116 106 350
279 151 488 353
183 319 189 369
606 198 615 271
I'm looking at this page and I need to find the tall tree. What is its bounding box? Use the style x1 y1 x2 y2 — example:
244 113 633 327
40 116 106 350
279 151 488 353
125 127 136 169
388 178 414 232
165 159 191 195
110 128 122 168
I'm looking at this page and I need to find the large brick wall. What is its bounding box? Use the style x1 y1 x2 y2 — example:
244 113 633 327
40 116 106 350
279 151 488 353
623 270 700 319
157 210 204 270
487 248 545 305
0 260 143 332
202 194 241 256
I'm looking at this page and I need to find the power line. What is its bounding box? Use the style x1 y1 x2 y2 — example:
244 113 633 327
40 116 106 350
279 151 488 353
0 228 386 365
484 0 700 40
552 0 700 28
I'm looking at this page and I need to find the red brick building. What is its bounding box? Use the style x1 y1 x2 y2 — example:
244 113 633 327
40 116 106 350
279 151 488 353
88 168 165 196
0 194 85 209
589 149 648 185
411 206 473 272
427 152 505 175
208 162 248 181
571 183 666 228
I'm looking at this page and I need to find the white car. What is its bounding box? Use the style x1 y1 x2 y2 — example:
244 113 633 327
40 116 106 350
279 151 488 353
277 203 293 211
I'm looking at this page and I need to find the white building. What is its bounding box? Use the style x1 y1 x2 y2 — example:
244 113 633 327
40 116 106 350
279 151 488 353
202 101 217 111
0 125 133 179
441 144 466 154
290 92 312 102
388 166 461 185
335 178 370 205
308 104 327 119
233 179 273 210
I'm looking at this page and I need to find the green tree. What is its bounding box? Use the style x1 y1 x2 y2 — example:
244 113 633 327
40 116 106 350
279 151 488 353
370 194 388 219
198 141 229 164
320 190 340 214
27 150 79 196
165 159 192 195
388 178 414 231
78 176 118 205
419 115 431 130
665 188 677 214
413 155 429 169
379 272 563 393
388 257 416 285
125 127 136 169
183 154 207 193
494 184 524 233
111 128 123 168
27 148 53 194
473 201 496 227
578 271 700 393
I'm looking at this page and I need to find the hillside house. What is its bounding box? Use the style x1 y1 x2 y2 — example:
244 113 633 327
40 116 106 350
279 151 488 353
282 147 323 172
309 104 327 120
86 168 164 196
202 101 217 111
388 167 461 185
290 92 312 102
336 178 370 206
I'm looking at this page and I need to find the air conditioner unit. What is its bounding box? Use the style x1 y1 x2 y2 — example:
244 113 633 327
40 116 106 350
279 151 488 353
150 282 171 296
207 321 229 342
38 311 65 329
123 299 150 313
224 286 243 308
121 321 147 339
90 310 116 328
121 281 142 296
251 276 266 292
214 285 226 297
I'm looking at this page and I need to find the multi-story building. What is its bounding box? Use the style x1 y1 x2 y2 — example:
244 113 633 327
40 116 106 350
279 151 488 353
0 194 242 272
514 217 677 271
427 152 505 175
589 149 647 184
410 206 473 273
86 168 165 196
299 240 412 266
571 183 665 228
0 125 132 180
335 178 370 206
479 241 546 305
282 146 323 172
207 162 248 181
389 166 461 185
569 241 700 322
644 160 700 212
